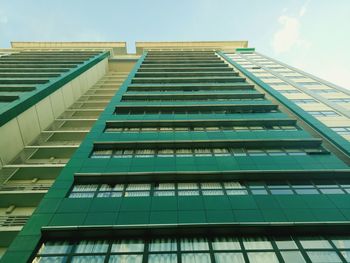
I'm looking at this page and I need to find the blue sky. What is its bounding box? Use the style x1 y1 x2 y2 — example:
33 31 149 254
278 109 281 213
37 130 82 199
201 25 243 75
0 0 349 88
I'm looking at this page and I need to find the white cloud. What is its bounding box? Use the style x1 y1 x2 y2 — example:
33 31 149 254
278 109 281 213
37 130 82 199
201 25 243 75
271 1 311 54
272 16 301 53
299 0 311 16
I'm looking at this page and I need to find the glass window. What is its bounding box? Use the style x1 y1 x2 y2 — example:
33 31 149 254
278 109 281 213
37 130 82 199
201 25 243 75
226 189 248 195
247 252 279 263
158 149 174 157
251 189 268 195
124 191 149 197
341 251 350 262
281 251 306 263
71 256 105 263
154 191 175 196
126 184 151 190
332 237 350 249
319 188 345 194
212 237 241 250
267 149 287 156
91 150 112 158
275 238 298 249
243 237 273 250
75 240 109 253
270 189 294 195
108 255 142 263
295 188 319 195
176 149 193 156
213 148 230 156
154 183 175 190
194 148 212 156
201 182 222 189
231 148 247 156
178 190 200 196
178 183 198 190
148 254 177 263
300 239 332 249
306 251 342 263
247 149 266 156
214 253 245 263
181 253 211 263
111 239 144 252
33 256 67 263
69 192 95 198
224 182 244 189
72 185 98 192
149 238 177 251
202 189 225 196
97 192 123 198
180 238 209 251
38 241 71 255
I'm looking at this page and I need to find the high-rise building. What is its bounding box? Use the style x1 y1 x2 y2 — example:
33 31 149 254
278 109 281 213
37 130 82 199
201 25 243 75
1 41 350 263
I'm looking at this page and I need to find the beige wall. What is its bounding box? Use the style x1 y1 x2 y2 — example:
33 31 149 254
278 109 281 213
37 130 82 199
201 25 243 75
109 60 137 73
0 58 108 168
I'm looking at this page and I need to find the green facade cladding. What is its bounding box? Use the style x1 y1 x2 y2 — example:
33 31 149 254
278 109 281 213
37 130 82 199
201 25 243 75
4 50 350 263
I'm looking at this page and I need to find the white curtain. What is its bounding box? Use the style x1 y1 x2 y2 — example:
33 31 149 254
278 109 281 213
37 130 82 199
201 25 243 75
214 253 245 263
181 253 211 263
247 252 279 263
71 255 105 263
108 255 142 263
200 183 222 189
148 254 177 263
70 192 94 198
111 239 144 253
243 237 273 250
180 238 209 251
149 238 177 252
72 185 98 192
39 241 70 254
34 256 66 263
212 237 241 250
75 240 108 253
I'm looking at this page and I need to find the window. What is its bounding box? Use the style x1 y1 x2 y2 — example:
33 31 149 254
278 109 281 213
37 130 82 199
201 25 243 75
68 180 350 198
115 107 276 115
308 111 341 117
105 125 298 133
286 75 305 79
269 82 288 86
291 99 319 104
332 127 350 135
260 76 277 80
329 98 350 103
297 82 321 86
33 236 350 263
122 97 265 102
312 89 338 93
91 147 321 159
279 90 302 94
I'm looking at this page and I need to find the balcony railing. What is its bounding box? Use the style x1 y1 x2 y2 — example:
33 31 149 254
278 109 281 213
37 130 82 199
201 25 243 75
0 215 30 227
0 184 51 192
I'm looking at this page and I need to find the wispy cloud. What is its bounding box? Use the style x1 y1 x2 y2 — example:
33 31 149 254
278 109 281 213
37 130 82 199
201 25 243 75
272 1 311 54
0 10 8 25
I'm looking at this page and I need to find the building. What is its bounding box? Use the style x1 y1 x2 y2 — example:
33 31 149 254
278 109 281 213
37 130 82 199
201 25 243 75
1 41 350 263
226 51 350 143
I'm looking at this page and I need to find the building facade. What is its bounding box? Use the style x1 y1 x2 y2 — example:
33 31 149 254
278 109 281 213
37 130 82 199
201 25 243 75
1 41 350 263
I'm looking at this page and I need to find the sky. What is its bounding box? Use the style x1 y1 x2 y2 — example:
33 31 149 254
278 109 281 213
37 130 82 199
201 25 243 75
0 0 350 88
